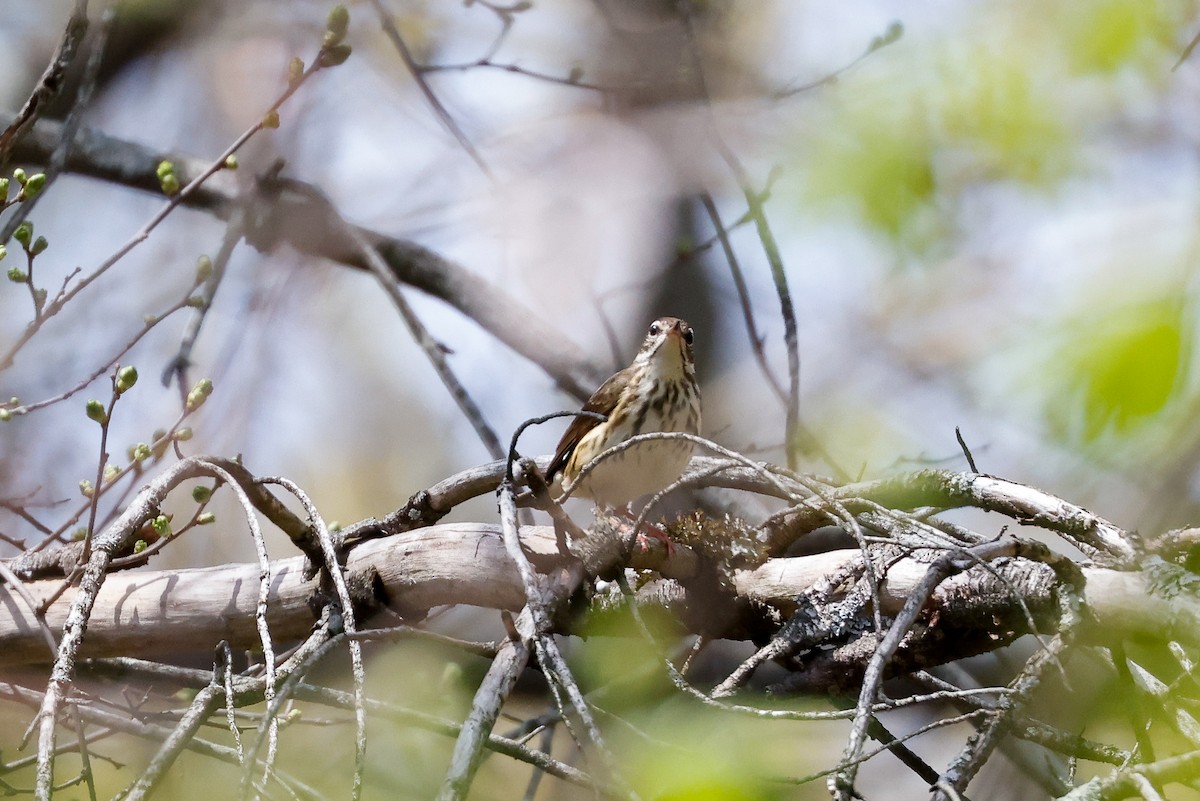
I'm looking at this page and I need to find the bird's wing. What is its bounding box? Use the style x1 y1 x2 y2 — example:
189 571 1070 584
546 365 633 479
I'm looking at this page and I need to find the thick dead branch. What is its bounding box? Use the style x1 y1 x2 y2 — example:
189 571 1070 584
1 525 1190 671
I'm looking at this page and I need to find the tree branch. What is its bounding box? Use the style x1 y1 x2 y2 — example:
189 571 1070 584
1 526 1187 670
3 112 605 400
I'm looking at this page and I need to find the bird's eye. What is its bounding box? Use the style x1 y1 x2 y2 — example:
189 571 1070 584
683 328 694 345
649 323 661 336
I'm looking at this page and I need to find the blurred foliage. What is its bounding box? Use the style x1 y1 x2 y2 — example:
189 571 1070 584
938 48 1072 185
792 0 1190 248
571 613 835 799
800 95 937 245
1059 0 1185 74
1046 295 1191 445
573 603 683 711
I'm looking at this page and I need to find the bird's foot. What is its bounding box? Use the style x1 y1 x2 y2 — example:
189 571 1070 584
635 520 676 557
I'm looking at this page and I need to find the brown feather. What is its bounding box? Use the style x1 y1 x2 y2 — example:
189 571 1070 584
546 364 637 479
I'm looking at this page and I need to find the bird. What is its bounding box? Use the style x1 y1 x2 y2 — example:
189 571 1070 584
547 316 701 514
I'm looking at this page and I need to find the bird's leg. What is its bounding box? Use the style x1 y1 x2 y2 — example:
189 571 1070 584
594 504 677 558
609 503 675 557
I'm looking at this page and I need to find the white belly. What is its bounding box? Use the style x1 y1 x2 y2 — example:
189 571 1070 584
572 394 699 507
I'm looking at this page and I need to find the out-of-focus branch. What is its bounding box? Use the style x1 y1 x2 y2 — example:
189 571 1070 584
0 0 89 170
367 0 490 176
3 112 605 400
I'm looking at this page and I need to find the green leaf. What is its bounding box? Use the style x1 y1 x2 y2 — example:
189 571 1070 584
938 50 1071 184
1062 0 1179 73
1050 298 1188 442
799 97 936 241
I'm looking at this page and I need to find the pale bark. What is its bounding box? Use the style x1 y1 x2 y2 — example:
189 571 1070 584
0 522 1190 667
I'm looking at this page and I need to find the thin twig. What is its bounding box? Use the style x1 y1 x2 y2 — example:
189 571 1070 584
934 569 1085 799
0 559 57 658
5 111 606 399
186 462 280 799
772 21 903 98
0 35 338 371
345 222 505 459
118 682 223 801
367 0 491 177
4 291 197 417
698 191 786 406
162 210 244 393
680 10 803 469
32 456 215 801
261 475 367 801
496 477 627 791
0 4 112 241
832 539 1027 799
435 607 533 801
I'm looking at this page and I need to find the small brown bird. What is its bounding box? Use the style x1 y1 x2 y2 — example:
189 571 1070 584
547 316 701 509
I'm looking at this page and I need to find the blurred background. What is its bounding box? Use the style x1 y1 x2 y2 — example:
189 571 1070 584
1 0 1199 798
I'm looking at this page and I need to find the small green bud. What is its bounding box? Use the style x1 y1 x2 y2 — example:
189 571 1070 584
71 527 87 541
185 295 207 309
160 173 180 196
175 427 193 441
115 365 139 394
329 521 342 532
224 154 239 170
12 168 25 185
85 399 108 425
195 255 213 282
192 484 212 503
288 57 305 84
0 409 11 422
133 539 148 553
286 708 302 723
0 178 9 199
29 236 47 256
156 161 175 180
12 222 32 248
185 379 213 411
103 463 120 483
196 512 216 525
262 110 280 129
23 172 46 197
151 515 172 536
7 266 26 283
33 288 46 306
0 244 7 261
79 479 94 498
132 442 152 462
325 5 349 46
318 44 352 68
143 314 158 325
